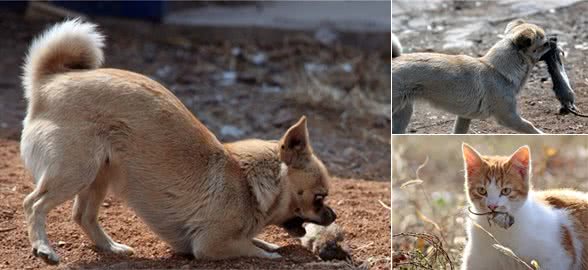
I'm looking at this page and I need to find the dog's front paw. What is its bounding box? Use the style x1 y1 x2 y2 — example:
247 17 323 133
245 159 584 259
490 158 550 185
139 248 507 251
265 251 282 260
32 242 60 265
252 238 280 252
103 242 135 255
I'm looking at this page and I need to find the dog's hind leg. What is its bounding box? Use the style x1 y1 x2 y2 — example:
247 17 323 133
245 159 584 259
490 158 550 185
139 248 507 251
22 128 106 265
392 103 413 134
453 117 472 134
23 159 101 265
72 164 134 255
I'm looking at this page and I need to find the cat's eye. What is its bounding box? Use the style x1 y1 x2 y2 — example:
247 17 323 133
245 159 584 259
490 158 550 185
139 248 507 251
476 187 487 195
501 188 512 196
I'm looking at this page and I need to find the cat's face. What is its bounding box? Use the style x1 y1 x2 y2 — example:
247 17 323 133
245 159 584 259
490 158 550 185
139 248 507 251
462 144 531 214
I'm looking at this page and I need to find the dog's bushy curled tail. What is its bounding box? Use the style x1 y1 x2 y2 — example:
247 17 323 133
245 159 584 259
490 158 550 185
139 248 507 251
22 18 104 99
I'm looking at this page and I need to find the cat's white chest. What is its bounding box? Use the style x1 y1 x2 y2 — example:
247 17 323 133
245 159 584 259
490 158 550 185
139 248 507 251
462 201 577 270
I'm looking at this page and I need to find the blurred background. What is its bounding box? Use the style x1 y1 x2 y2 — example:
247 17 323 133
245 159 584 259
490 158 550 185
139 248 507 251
392 135 588 269
0 1 391 181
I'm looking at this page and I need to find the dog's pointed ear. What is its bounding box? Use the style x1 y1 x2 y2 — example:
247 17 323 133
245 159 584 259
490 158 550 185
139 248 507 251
280 116 313 169
505 19 525 34
514 29 534 49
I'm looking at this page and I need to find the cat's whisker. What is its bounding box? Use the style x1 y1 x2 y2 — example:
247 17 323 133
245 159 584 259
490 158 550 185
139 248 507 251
466 207 507 216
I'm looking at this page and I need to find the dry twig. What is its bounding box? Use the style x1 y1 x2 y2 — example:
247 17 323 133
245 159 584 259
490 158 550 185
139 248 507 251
0 226 17 233
392 232 454 270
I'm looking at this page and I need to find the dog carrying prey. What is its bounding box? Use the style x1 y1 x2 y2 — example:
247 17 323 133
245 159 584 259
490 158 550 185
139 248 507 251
393 19 557 134
20 19 336 265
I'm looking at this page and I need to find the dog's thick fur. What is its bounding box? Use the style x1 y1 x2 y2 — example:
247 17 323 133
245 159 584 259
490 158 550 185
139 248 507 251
392 19 551 134
21 19 336 265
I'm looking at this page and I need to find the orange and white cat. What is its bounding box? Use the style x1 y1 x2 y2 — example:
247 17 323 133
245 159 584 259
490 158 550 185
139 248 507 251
461 143 588 270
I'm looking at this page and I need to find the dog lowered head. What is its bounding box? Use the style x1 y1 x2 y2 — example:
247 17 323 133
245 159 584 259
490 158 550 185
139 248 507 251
276 116 337 237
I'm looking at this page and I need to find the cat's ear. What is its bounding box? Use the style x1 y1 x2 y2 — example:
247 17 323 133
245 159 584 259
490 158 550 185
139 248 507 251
462 143 483 176
508 145 531 179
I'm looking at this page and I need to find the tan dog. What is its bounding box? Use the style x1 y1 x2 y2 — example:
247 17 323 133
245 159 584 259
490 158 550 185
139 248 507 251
392 19 552 134
20 19 336 265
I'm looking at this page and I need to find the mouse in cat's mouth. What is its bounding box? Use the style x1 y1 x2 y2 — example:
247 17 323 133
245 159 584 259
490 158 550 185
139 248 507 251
488 211 515 229
468 207 515 229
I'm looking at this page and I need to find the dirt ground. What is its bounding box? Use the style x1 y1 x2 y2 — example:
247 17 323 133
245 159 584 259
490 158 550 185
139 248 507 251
0 9 390 270
0 139 390 270
393 1 588 134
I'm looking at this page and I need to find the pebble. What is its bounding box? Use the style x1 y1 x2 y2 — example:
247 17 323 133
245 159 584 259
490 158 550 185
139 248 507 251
343 147 355 157
217 71 237 86
220 125 245 138
157 66 172 77
314 26 338 46
249 52 267 65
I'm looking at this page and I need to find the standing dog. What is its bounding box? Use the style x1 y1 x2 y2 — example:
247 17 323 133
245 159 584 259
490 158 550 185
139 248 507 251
21 19 336 265
392 19 551 134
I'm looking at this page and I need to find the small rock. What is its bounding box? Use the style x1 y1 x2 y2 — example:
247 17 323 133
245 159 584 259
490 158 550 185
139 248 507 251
102 202 111 208
304 63 327 74
574 43 588 50
268 74 286 87
249 52 267 65
343 147 355 157
57 241 67 247
340 63 353 73
217 71 237 86
155 65 173 78
260 84 283 93
231 47 242 57
314 27 338 46
220 125 244 138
